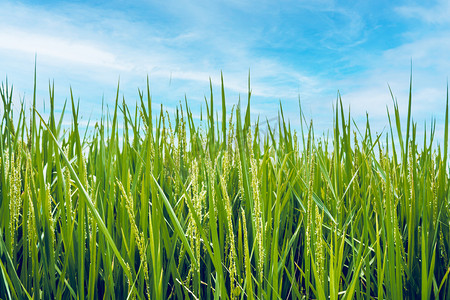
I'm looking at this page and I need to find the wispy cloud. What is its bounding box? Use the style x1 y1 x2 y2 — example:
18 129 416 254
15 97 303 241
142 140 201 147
0 28 130 70
396 0 450 24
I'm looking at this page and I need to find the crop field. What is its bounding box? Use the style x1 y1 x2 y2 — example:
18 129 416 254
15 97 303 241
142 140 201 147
0 73 449 299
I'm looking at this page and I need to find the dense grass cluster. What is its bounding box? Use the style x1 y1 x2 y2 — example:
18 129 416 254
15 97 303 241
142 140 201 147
1 72 449 299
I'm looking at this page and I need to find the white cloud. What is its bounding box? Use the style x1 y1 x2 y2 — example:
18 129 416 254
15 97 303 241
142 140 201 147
0 28 131 71
382 33 450 71
396 0 450 24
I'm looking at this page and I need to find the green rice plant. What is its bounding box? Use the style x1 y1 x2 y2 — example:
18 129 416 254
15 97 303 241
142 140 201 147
0 70 449 299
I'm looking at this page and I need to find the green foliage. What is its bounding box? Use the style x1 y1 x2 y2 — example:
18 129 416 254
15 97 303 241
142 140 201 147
0 72 449 299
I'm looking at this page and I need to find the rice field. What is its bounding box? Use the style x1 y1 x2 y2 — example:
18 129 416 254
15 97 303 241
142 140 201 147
0 72 449 299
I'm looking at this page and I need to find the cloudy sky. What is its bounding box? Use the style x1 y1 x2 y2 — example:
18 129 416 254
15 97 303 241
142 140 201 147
1 0 449 139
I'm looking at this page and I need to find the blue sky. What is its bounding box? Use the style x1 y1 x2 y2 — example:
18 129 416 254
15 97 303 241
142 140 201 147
1 0 449 139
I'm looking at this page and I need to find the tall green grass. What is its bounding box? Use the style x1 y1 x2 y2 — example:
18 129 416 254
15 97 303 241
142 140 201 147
0 72 449 299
